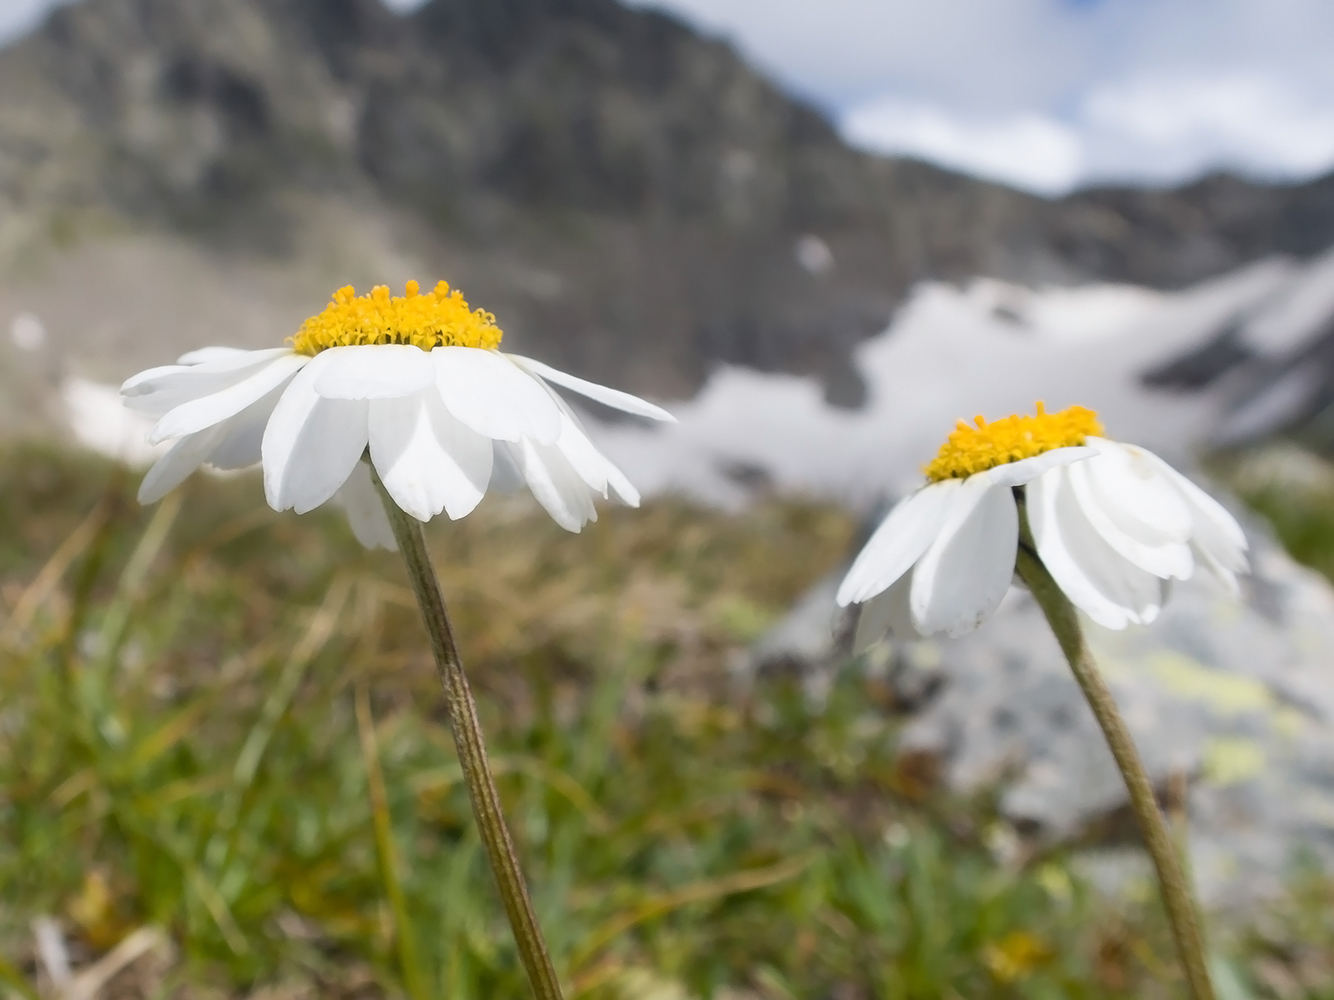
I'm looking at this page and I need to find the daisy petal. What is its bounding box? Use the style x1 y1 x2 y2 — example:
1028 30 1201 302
1067 458 1194 580
369 391 492 521
604 459 641 507
313 345 436 400
207 384 286 471
1083 438 1192 543
123 348 294 404
434 348 562 445
508 438 598 532
980 446 1096 488
335 463 398 551
1142 451 1250 574
836 480 959 607
911 477 1018 638
138 425 228 503
263 354 369 513
490 441 525 495
853 570 919 654
148 354 308 444
508 354 677 422
1029 466 1166 629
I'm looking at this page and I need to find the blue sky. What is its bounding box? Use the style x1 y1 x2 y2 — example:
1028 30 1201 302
4 0 1334 195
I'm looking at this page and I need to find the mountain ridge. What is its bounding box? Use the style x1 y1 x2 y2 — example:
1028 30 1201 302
3 0 1334 400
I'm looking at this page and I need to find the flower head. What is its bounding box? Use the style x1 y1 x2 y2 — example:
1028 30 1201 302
121 281 675 547
838 404 1248 650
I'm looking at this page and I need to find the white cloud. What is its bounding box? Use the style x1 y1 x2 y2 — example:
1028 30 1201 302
1082 73 1334 184
842 71 1334 195
842 98 1083 195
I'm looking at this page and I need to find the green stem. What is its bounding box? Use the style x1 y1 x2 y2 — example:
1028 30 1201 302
1015 546 1216 1000
371 470 565 1000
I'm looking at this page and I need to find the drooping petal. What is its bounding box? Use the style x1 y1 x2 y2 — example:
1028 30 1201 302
334 462 398 551
313 344 436 400
137 424 228 504
206 383 287 470
148 354 309 444
490 441 525 495
262 353 369 513
507 438 598 532
508 354 677 422
835 480 960 607
603 458 641 507
1083 438 1192 544
433 348 562 445
369 390 492 521
911 476 1019 638
1066 458 1194 580
123 348 296 417
853 570 919 654
1029 465 1166 629
1142 450 1250 575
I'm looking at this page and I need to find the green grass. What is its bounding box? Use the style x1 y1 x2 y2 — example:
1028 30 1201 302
0 443 1329 998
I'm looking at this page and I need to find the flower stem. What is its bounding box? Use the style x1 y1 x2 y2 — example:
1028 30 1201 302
1015 546 1216 1000
371 472 565 1000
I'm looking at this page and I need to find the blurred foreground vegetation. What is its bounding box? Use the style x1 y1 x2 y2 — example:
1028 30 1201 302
0 444 1332 999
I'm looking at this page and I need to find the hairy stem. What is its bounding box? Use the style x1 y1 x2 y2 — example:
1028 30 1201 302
1015 546 1215 1000
372 472 565 1000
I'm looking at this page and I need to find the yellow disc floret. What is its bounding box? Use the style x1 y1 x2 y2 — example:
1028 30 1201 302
290 280 503 356
924 402 1103 482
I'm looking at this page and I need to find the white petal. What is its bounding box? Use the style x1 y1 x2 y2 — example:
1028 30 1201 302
604 459 641 507
137 424 228 503
853 571 919 654
911 477 1019 637
1066 458 1194 580
544 385 642 505
369 390 492 521
836 480 959 607
313 345 437 400
1028 465 1165 630
207 384 286 470
1083 438 1192 544
508 354 677 422
979 446 1096 489
490 441 525 495
1141 450 1250 574
335 463 398 551
262 354 369 513
148 354 308 444
177 346 250 365
552 414 607 495
509 438 598 532
433 348 562 444
1191 541 1240 596
123 348 294 417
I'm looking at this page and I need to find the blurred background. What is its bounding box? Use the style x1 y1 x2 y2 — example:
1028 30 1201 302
5 0 1334 997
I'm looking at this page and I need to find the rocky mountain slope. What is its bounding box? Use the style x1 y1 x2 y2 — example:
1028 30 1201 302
4 0 1334 399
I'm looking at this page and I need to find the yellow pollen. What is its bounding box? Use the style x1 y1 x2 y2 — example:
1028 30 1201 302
924 402 1103 482
290 280 503 355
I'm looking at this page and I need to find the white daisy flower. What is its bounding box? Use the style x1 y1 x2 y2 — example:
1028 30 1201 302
838 404 1248 650
121 281 675 547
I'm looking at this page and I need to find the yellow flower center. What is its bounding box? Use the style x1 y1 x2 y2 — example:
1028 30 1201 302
290 280 503 356
924 402 1102 482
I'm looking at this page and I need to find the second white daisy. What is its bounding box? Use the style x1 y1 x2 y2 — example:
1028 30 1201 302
838 404 1248 649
